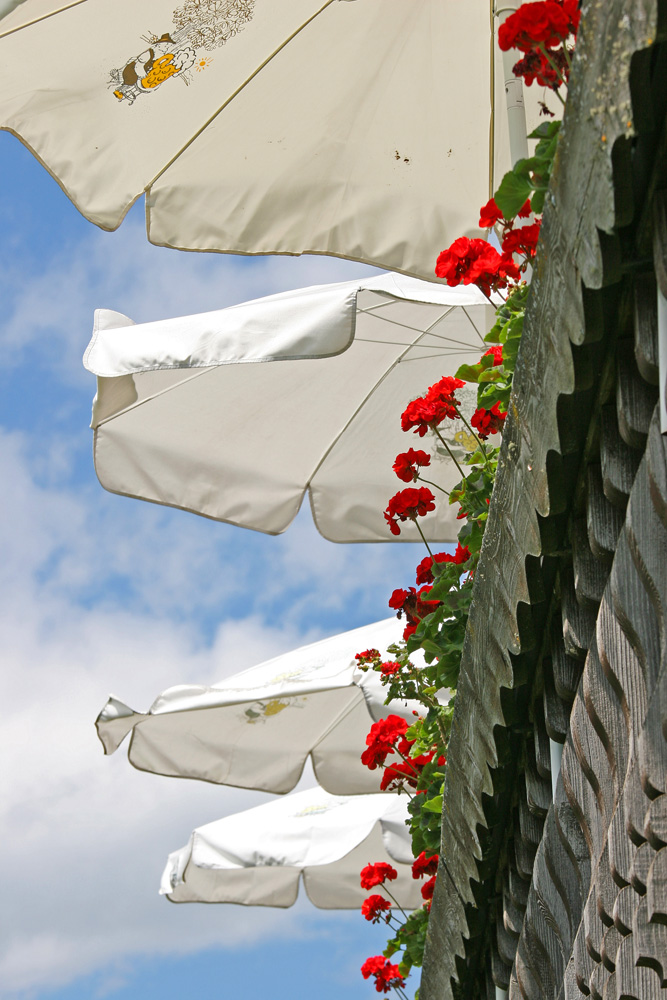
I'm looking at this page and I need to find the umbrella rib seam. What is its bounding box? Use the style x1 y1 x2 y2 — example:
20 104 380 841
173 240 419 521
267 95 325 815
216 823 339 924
304 305 458 490
144 0 339 194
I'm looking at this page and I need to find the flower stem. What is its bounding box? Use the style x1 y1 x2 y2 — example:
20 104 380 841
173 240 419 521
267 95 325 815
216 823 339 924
413 518 434 558
382 885 410 922
417 475 449 496
432 427 466 480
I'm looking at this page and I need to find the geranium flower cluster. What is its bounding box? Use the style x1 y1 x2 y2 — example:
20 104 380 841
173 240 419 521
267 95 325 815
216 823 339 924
361 716 444 793
392 448 431 483
478 197 540 266
383 487 436 537
471 400 507 439
361 955 405 994
414 542 471 586
361 716 409 770
411 851 439 905
388 585 440 641
498 0 580 92
498 0 580 52
400 376 465 437
435 237 520 297
360 862 399 889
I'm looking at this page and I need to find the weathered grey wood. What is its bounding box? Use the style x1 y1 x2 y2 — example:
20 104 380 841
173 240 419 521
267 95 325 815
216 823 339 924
647 847 667 924
572 517 608 612
630 841 654 895
616 340 658 449
653 191 667 301
420 2 667 996
552 626 583 703
633 274 660 386
587 464 625 560
562 569 596 660
600 406 641 510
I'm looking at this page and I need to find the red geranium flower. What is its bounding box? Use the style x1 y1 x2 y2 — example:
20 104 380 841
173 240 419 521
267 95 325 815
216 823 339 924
393 448 431 483
421 875 437 901
355 648 380 664
379 758 421 791
415 543 471 584
401 376 465 437
498 0 578 53
361 956 405 994
384 487 436 537
471 401 507 440
360 862 398 890
412 851 439 879
388 588 409 609
478 197 503 229
435 237 520 297
513 47 567 88
361 894 392 923
403 623 417 640
361 715 409 769
380 660 401 676
484 345 504 366
501 221 541 260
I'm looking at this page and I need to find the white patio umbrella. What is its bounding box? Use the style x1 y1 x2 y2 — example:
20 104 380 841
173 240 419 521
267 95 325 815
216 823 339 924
161 787 422 909
85 272 494 543
0 1 554 279
96 617 432 795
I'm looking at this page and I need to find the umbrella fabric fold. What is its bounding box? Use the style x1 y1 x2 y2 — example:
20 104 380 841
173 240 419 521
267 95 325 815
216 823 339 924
96 617 431 795
86 273 494 542
0 0 556 278
161 788 422 909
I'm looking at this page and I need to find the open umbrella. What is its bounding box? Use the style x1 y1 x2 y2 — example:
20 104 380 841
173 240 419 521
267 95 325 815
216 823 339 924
161 787 421 909
85 273 494 543
0 1 554 279
96 617 431 795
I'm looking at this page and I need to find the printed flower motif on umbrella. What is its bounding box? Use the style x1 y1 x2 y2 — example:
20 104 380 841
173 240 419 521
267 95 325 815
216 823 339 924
361 894 392 923
361 955 405 994
383 487 436 537
360 862 399 890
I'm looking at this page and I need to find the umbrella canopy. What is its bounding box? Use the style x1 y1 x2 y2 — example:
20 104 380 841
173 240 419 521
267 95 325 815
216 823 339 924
161 787 421 909
0 0 555 279
96 617 431 795
85 273 494 542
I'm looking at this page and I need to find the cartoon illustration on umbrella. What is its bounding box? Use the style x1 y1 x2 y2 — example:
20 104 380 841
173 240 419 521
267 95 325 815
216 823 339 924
108 1 255 104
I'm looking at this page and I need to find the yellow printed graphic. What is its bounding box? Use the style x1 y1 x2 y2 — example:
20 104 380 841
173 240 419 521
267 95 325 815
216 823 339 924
140 53 179 90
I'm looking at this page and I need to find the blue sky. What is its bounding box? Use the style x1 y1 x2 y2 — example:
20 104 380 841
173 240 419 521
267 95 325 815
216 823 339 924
0 130 432 999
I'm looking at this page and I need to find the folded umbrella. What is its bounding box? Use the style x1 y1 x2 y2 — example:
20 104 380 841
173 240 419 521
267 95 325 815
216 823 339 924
96 617 432 795
85 273 494 542
161 787 422 909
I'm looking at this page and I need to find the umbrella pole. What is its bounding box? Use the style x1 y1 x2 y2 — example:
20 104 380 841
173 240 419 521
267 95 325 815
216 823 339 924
494 2 529 166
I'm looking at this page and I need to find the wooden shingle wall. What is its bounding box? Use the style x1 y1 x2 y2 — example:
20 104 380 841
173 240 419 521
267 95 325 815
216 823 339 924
420 1 667 998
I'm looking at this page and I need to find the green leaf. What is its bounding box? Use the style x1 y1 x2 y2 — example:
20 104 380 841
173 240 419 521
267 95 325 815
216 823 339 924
421 795 443 814
494 166 534 219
